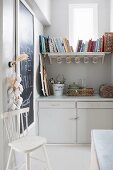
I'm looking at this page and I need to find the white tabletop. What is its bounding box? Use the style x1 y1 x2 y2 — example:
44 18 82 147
92 130 113 170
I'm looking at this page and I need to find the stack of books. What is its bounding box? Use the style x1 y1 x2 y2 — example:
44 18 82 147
39 35 74 53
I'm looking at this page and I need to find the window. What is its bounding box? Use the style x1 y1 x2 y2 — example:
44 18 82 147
69 4 98 50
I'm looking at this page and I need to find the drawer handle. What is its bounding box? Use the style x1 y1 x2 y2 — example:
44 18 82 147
50 104 60 106
69 117 79 120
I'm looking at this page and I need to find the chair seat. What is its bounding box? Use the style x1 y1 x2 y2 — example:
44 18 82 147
9 136 47 153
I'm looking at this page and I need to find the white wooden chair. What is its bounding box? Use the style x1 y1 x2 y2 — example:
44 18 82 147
1 107 51 170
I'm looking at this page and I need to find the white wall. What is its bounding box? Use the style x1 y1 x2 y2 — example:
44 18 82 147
46 56 111 92
110 0 113 31
36 0 51 24
26 0 51 25
44 0 111 92
44 0 110 37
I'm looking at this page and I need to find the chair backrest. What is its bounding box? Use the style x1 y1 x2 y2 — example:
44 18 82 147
1 107 29 142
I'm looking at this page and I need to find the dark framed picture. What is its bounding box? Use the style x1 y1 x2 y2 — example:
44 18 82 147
16 0 34 130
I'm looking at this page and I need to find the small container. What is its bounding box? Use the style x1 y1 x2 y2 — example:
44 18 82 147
53 84 64 96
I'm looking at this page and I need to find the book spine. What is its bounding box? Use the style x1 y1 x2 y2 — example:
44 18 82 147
59 38 65 52
70 46 74 52
80 43 84 52
66 39 71 52
43 36 46 53
54 38 61 52
39 35 42 53
57 38 64 53
63 38 69 53
84 41 88 52
77 40 83 52
101 35 104 52
48 36 54 53
51 36 57 52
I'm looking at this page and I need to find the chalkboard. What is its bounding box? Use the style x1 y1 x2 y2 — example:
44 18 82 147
19 1 34 128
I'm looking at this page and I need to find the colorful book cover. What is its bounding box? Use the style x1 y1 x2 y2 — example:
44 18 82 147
63 38 70 53
77 40 83 52
101 35 104 52
39 35 42 53
54 38 61 52
48 36 54 53
57 38 65 53
92 41 96 52
66 39 71 52
51 36 57 53
59 38 66 52
84 41 88 52
80 42 85 52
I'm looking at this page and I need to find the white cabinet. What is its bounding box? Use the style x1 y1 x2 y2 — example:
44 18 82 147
77 102 113 143
39 108 76 143
38 100 113 144
39 101 75 109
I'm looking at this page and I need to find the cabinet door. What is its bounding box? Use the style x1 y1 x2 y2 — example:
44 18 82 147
39 109 76 143
77 109 113 144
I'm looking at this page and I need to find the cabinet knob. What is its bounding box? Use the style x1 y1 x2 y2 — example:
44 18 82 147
69 117 79 120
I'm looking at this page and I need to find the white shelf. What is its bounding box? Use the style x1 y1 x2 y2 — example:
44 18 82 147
46 52 111 56
42 52 111 64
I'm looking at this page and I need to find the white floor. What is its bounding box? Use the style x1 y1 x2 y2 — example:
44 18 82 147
31 145 91 170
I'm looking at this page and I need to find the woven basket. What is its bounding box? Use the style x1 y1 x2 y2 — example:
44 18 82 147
99 85 113 98
65 88 94 96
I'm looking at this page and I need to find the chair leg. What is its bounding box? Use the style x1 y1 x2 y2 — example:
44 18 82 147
42 145 51 170
25 153 30 170
6 148 13 170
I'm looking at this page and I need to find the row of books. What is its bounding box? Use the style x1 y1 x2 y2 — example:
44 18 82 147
77 33 113 52
39 32 113 54
77 36 104 52
39 35 74 53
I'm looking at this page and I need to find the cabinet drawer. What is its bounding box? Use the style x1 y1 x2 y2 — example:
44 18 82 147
39 102 75 109
77 102 113 109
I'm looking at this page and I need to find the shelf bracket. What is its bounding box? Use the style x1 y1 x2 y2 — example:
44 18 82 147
102 55 104 64
49 56 52 64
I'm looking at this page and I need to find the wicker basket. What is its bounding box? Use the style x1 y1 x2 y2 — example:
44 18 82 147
65 88 94 96
99 84 113 98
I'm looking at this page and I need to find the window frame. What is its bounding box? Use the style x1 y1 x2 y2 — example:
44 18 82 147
69 3 98 48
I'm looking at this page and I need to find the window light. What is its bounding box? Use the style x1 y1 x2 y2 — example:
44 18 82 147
69 4 98 51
